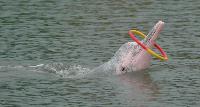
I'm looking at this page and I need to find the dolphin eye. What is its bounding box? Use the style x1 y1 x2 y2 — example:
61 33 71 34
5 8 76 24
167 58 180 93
121 67 125 71
121 67 126 72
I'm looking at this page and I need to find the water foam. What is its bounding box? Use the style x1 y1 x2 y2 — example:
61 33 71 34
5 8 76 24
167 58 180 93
0 63 92 78
35 63 92 78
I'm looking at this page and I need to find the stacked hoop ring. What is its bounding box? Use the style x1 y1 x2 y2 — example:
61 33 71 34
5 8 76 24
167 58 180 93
128 30 168 61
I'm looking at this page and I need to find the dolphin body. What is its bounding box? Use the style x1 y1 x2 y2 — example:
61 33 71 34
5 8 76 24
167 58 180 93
36 21 164 77
94 21 165 75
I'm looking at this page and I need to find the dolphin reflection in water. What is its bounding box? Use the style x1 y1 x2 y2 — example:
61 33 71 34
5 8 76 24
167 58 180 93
31 21 165 105
89 21 165 103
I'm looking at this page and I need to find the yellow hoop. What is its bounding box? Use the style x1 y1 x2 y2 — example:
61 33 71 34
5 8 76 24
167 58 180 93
129 30 168 61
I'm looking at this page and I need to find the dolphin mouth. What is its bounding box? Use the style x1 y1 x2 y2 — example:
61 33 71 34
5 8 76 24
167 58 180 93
144 21 165 46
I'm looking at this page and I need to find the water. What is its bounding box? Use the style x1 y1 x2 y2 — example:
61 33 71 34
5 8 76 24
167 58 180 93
0 0 200 106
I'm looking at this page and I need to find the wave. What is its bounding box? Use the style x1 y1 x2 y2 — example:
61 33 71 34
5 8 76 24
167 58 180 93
36 63 92 78
0 63 92 78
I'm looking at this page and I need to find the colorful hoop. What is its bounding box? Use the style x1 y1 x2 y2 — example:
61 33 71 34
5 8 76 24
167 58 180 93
128 30 168 61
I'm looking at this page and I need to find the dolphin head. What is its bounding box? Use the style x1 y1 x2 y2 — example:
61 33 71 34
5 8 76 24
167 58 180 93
113 41 151 74
113 21 165 74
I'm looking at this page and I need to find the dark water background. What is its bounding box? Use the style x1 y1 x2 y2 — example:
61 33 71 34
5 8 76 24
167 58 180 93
0 0 200 106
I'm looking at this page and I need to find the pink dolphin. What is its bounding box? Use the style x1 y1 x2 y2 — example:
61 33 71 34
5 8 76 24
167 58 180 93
95 21 165 75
